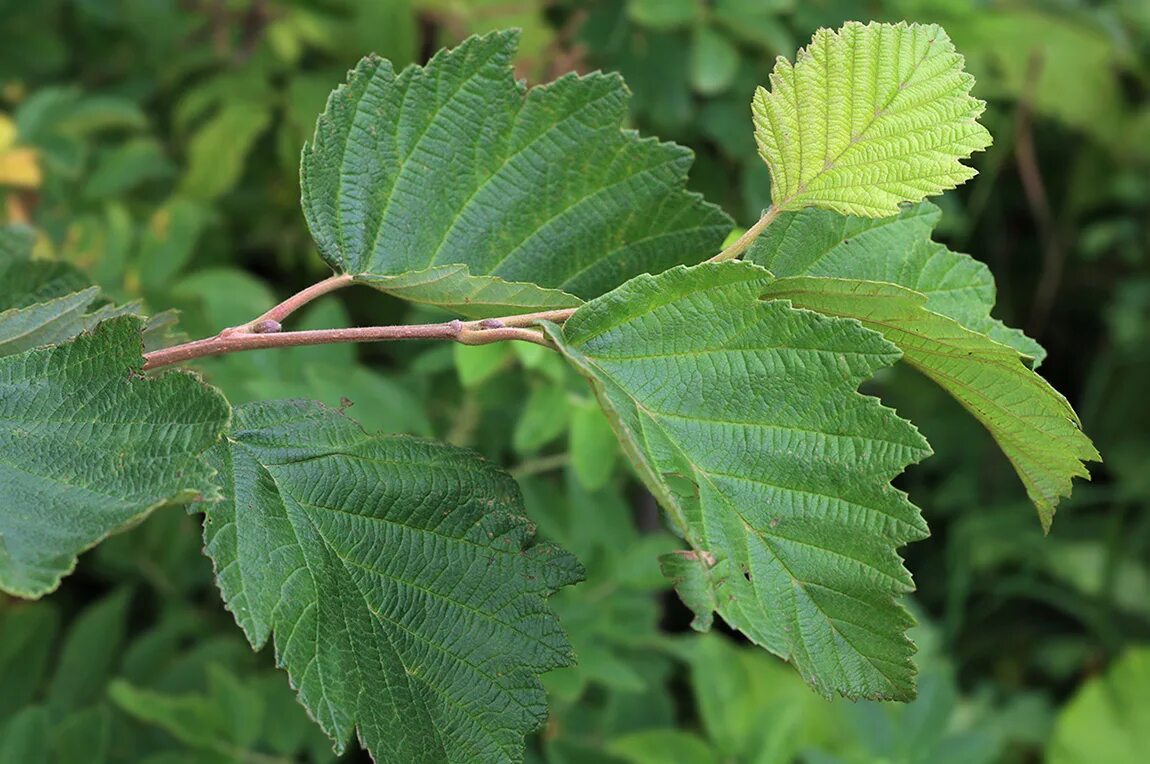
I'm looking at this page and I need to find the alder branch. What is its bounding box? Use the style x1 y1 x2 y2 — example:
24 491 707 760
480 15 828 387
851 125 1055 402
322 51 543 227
142 286 578 371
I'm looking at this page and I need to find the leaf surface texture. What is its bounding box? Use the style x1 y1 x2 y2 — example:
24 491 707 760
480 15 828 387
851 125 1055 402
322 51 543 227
546 263 931 700
204 399 582 762
753 22 991 216
761 277 1099 529
301 31 731 316
0 317 229 597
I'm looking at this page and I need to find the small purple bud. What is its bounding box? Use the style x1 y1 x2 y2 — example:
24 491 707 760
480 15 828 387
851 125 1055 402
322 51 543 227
252 319 282 334
479 318 505 329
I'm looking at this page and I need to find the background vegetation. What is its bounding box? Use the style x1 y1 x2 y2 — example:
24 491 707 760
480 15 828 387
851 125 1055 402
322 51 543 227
1 1 1147 761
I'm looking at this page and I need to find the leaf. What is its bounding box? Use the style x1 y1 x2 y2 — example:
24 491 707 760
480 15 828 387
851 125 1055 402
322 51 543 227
747 202 1044 362
545 263 932 700
568 400 619 491
300 30 730 317
761 276 1099 529
753 22 992 216
181 103 271 201
359 265 583 318
0 316 230 597
109 665 267 756
1048 647 1150 764
609 730 719 764
203 399 583 763
0 224 144 358
0 601 59 717
513 384 571 455
690 26 739 96
627 0 702 30
47 588 131 713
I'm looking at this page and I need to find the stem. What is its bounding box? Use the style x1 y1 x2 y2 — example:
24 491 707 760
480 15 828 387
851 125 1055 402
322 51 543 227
142 282 577 371
707 206 780 263
236 273 353 332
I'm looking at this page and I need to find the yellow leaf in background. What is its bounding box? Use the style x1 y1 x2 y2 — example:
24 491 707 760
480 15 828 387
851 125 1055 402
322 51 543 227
0 113 41 189
0 147 41 188
0 113 16 150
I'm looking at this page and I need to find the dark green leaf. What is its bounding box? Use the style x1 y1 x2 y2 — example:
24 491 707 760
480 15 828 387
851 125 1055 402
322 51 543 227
0 317 230 597
203 399 583 762
300 31 730 316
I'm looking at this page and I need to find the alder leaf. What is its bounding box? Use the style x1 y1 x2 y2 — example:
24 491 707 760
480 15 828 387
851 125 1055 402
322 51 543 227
0 224 143 357
761 277 1100 530
359 265 581 318
0 316 229 597
545 263 932 700
203 399 582 763
753 22 992 216
301 30 730 317
747 203 1045 362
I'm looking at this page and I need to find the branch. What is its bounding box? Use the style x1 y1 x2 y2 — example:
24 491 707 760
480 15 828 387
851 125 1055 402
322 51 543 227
143 290 578 371
708 206 780 263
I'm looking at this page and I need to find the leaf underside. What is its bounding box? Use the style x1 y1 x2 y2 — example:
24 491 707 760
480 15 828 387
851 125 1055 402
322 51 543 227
0 316 229 597
204 400 582 763
753 21 992 216
546 263 932 700
747 202 1045 363
763 277 1099 530
301 30 731 317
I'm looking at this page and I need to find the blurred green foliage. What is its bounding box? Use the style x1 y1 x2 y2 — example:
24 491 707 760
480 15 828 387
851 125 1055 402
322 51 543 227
1 0 1147 761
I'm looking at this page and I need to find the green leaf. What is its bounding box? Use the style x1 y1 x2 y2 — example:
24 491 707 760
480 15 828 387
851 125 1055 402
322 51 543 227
300 30 730 317
0 226 88 308
359 265 583 319
514 384 571 455
609 730 719 764
0 317 230 598
753 22 992 216
690 26 740 96
747 202 1044 362
761 276 1099 529
203 399 583 763
180 103 272 201
0 224 146 358
109 665 266 756
568 400 619 491
47 588 131 713
545 263 932 700
0 601 59 717
1048 647 1150 764
627 0 701 31
0 707 48 764
454 342 511 388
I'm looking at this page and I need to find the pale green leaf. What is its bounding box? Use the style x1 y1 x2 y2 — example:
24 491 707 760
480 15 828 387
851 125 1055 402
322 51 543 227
1049 647 1150 764
628 0 701 30
203 399 582 763
609 729 719 764
0 317 230 597
359 265 582 319
761 276 1099 529
747 202 1045 362
568 400 618 491
691 26 740 96
513 384 571 455
301 30 730 316
753 22 992 216
545 263 932 700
